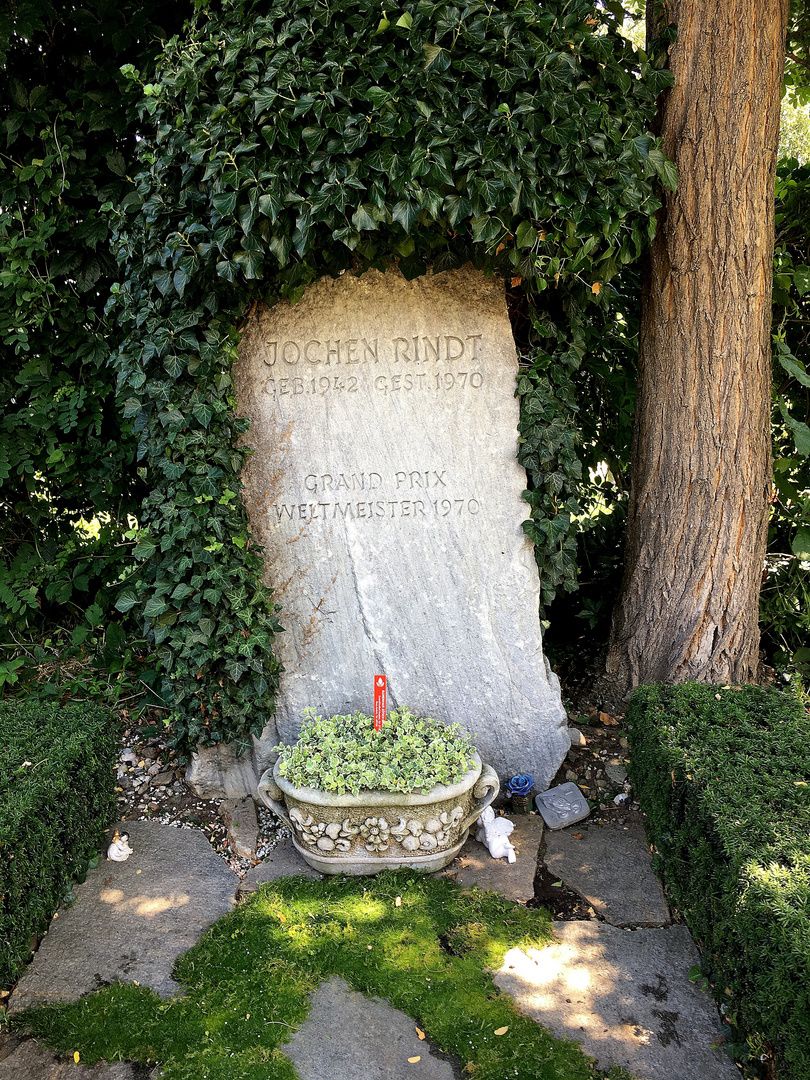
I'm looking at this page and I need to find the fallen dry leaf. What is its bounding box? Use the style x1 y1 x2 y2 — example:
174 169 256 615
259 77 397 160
394 896 402 907
408 1056 422 1063
572 832 584 840
74 1052 80 1063
598 711 618 726
416 1027 426 1040
494 1026 509 1036
592 281 601 295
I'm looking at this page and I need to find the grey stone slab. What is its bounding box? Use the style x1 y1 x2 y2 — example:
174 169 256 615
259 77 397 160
218 795 258 858
8 821 237 1015
494 923 738 1080
535 782 591 830
189 265 569 799
185 743 259 800
439 813 544 903
0 1033 145 1079
544 822 669 927
238 838 323 895
606 764 628 785
283 976 455 1080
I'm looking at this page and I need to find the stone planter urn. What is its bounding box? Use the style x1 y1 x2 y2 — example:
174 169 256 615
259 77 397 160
258 753 499 875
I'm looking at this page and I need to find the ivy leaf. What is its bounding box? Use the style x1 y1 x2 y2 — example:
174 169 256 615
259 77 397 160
163 355 185 379
631 134 652 160
152 270 173 296
253 88 278 116
268 233 291 266
234 248 264 279
392 200 419 232
143 596 169 619
212 190 238 216
648 148 678 191
423 44 450 72
193 402 215 428
134 537 157 560
258 193 282 221
352 204 378 231
515 221 537 249
115 589 140 614
443 194 472 226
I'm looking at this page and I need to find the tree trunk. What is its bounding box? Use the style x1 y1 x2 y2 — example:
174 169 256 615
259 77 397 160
605 0 788 696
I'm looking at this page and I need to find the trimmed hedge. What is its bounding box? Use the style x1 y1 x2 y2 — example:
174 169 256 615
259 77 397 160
627 683 810 1078
0 700 117 989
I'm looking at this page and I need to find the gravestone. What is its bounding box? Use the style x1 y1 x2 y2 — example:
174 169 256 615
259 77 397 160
187 266 568 797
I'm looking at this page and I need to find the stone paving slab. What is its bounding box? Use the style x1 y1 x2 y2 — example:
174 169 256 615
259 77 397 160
283 976 457 1080
238 838 323 895
438 814 544 903
8 821 237 1015
0 1032 149 1080
544 822 669 927
217 796 258 859
494 922 738 1080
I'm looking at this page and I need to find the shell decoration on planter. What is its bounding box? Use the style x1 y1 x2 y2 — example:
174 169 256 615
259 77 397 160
257 708 499 875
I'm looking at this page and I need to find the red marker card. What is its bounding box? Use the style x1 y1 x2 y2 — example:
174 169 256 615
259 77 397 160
373 675 387 731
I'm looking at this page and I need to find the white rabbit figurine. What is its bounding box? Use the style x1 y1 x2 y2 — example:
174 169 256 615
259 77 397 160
475 806 517 863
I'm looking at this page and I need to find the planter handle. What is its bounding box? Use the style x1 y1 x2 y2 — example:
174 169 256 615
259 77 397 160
257 768 297 832
458 763 500 835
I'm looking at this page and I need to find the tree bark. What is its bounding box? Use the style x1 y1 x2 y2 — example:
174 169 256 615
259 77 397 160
605 0 788 696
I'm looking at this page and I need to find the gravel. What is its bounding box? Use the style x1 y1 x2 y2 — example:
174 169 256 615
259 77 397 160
114 718 290 879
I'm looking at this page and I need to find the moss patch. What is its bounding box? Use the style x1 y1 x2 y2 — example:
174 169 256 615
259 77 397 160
13 871 631 1079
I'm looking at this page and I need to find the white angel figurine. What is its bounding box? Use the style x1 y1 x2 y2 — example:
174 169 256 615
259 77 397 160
475 807 517 863
107 830 133 862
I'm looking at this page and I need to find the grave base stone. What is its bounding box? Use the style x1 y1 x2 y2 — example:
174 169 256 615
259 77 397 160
188 266 568 799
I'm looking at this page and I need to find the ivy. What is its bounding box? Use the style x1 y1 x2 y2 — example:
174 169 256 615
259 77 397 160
0 1 191 639
517 334 585 614
110 0 669 757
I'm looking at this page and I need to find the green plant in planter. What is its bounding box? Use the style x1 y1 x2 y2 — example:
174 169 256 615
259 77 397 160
275 707 476 796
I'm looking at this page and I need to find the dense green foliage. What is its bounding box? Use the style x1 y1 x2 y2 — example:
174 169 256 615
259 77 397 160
762 159 810 672
0 1 190 650
0 699 117 990
107 0 669 754
275 707 476 794
15 871 632 1080
522 274 640 628
627 682 810 1078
